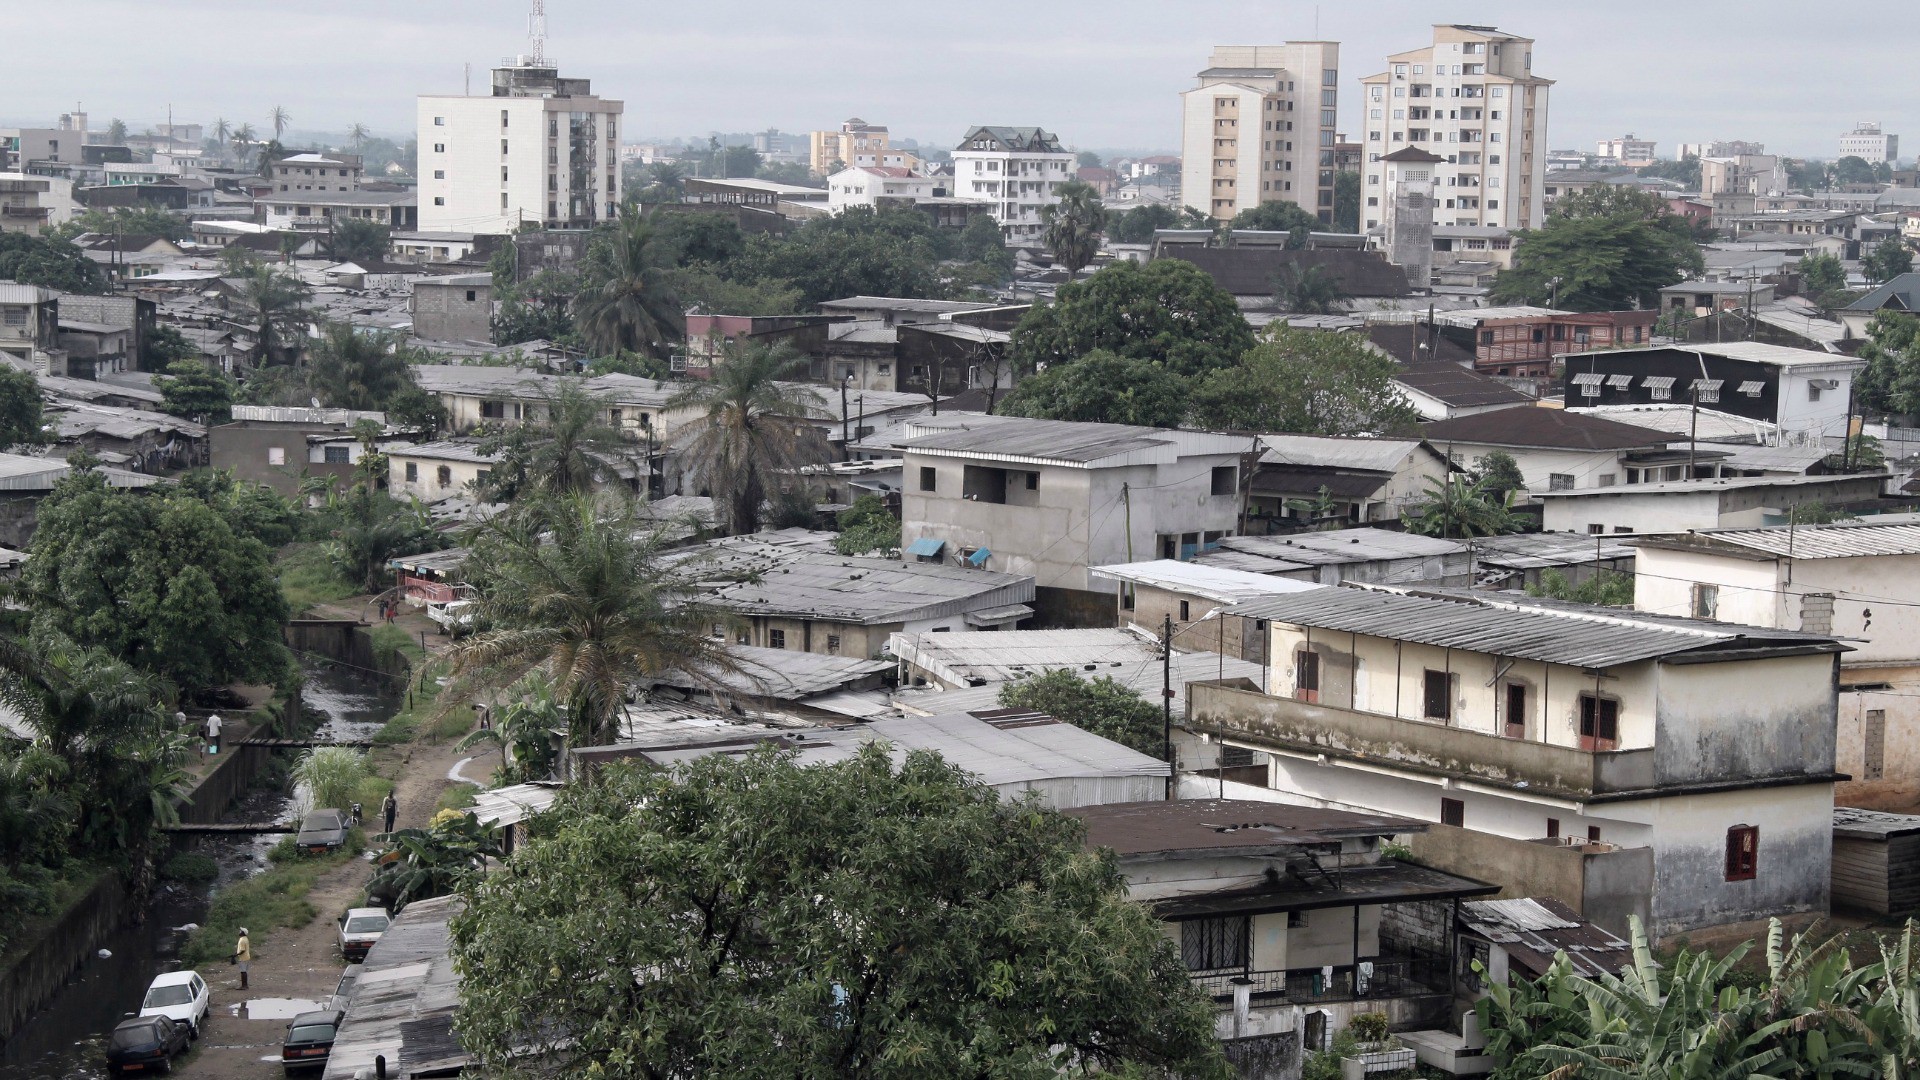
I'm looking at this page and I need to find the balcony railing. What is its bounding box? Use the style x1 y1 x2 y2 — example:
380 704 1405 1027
1188 955 1447 1004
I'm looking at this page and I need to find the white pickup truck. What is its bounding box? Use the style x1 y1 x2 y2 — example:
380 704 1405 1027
424 598 478 636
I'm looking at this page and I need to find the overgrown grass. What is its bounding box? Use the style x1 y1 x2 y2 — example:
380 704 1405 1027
179 840 362 967
369 623 424 668
159 853 219 885
279 544 358 614
426 710 473 744
436 784 478 813
372 663 447 745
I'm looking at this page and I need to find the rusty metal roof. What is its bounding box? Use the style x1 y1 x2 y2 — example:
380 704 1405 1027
1459 896 1632 979
1065 798 1424 858
1229 584 1842 668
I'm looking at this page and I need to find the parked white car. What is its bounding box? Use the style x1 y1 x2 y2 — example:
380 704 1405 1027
139 969 211 1038
338 908 391 962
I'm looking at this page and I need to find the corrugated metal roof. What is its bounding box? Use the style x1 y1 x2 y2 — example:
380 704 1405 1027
1090 560 1325 604
893 649 1263 717
1229 584 1839 668
388 439 499 464
1473 532 1636 570
1686 520 1920 559
661 644 891 700
892 628 1161 685
897 415 1248 466
710 551 1033 625
1066 799 1424 856
229 405 386 426
323 895 466 1080
1534 471 1887 497
1834 806 1920 840
1209 528 1465 567
469 781 561 830
1258 434 1424 473
1459 896 1631 979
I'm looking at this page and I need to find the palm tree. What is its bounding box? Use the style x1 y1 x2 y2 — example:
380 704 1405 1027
1040 180 1107 273
455 673 562 783
256 139 288 178
447 494 743 747
367 812 502 911
307 322 413 410
270 105 291 140
105 118 128 145
668 342 829 535
571 208 685 357
647 160 686 197
232 122 256 147
521 382 632 497
236 263 312 365
1400 474 1518 539
212 118 231 146
348 123 371 151
1272 263 1349 314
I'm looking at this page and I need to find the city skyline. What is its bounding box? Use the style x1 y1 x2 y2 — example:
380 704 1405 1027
8 0 1916 159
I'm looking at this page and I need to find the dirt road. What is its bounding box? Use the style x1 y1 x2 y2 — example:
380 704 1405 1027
183 723 496 1079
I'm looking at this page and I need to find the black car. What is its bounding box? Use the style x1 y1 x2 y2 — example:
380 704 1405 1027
105 1015 189 1074
280 1008 343 1073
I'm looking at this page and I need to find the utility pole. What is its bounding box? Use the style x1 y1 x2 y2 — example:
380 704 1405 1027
839 374 851 455
1162 613 1174 799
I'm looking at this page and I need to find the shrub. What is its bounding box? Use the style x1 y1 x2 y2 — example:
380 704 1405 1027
160 853 219 885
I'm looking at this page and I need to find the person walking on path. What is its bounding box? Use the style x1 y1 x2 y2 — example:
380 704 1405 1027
204 713 223 756
381 792 397 834
232 928 252 990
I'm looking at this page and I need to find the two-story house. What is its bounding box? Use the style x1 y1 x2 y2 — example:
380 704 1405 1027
1420 406 1672 499
1559 342 1865 445
0 282 64 374
897 415 1253 623
1246 434 1454 531
1188 583 1847 938
1629 521 1920 812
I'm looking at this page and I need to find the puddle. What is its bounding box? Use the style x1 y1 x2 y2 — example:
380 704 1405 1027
235 997 323 1021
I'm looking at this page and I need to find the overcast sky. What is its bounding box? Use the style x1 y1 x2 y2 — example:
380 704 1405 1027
8 0 1913 160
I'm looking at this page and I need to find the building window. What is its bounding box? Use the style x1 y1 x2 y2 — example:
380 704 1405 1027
825 634 840 654
1180 916 1250 972
762 628 785 649
1295 650 1320 703
1179 600 1191 621
1866 710 1887 779
1287 910 1308 928
1504 683 1526 739
433 196 445 206
1808 384 1823 402
1578 694 1619 750
433 116 445 126
1440 798 1465 827
1546 817 1560 839
267 447 286 466
324 445 350 465
1422 670 1452 721
1548 473 1575 491
1725 825 1758 881
1691 583 1719 620
1210 465 1238 496
433 143 444 153
436 465 452 487
918 466 936 491
404 462 418 482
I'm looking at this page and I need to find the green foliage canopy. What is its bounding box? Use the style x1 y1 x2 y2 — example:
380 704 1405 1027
998 668 1166 758
1490 185 1704 311
998 348 1190 428
1187 326 1421 436
1010 258 1254 378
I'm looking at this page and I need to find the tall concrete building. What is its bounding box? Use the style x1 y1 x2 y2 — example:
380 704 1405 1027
1841 122 1899 165
1381 147 1442 289
808 118 908 176
1179 43 1340 224
1359 25 1550 232
416 52 622 234
1596 134 1656 168
950 126 1075 245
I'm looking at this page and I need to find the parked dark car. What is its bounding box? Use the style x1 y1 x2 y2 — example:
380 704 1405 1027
105 1015 189 1074
295 809 349 854
280 1008 342 1073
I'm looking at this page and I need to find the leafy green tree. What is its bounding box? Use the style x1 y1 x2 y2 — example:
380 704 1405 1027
1525 569 1633 607
957 212 1014 282
998 668 1166 758
62 204 187 243
832 494 899 556
1108 203 1183 244
668 342 829 535
1231 199 1322 245
652 211 746 267
235 263 313 365
1272 262 1348 314
0 232 109 294
491 267 577 344
455 672 562 784
1471 450 1525 497
317 484 440 593
155 360 235 422
732 206 948 307
1866 241 1915 285
448 747 1229 1079
329 218 390 263
175 468 305 548
1040 180 1107 273
1333 171 1361 233
1010 258 1254 378
306 323 417 411
142 323 197 371
477 381 632 501
573 209 685 358
999 348 1190 428
23 469 293 697
1400 474 1520 538
1859 312 1920 416
1490 185 1704 310
0 365 45 450
369 811 502 911
449 494 741 746
1075 150 1104 168
1637 156 1703 188
672 266 801 316
1835 155 1878 186
1188 326 1420 435
1801 251 1850 308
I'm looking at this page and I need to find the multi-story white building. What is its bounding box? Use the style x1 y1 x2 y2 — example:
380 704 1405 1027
268 152 363 195
417 59 622 235
0 173 76 234
1359 25 1551 232
1596 134 1656 168
1178 43 1340 224
1840 122 1899 165
826 166 936 213
949 126 1075 245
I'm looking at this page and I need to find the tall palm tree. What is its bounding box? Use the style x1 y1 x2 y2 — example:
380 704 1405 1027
270 105 291 140
572 208 685 357
256 139 288 178
232 122 256 147
668 342 829 535
307 322 413 410
212 118 231 146
648 160 686 197
1040 180 1108 273
348 122 371 151
105 118 128 145
236 263 312 365
447 495 743 747
522 381 631 497
1272 263 1348 314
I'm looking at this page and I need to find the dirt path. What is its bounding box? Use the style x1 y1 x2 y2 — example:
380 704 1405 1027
182 714 499 1079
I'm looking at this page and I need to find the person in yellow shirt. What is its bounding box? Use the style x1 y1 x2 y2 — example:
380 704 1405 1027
232 927 252 990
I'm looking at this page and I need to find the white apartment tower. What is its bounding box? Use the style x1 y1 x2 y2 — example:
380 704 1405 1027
1179 43 1341 224
949 126 1075 245
1360 25 1551 232
1840 122 1899 165
417 53 622 234
1597 134 1656 168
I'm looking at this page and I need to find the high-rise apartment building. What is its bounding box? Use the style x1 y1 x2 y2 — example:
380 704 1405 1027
1179 43 1340 224
1596 134 1656 168
1841 122 1899 165
1359 25 1550 232
808 119 902 176
949 126 1075 245
417 58 622 235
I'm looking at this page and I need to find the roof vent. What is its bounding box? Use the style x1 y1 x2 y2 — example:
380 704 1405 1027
1083 664 1096 671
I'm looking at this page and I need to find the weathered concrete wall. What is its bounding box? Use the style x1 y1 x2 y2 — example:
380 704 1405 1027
1032 585 1116 630
0 870 129 1046
1408 824 1653 938
1223 1030 1302 1080
1653 652 1837 787
1646 783 1833 939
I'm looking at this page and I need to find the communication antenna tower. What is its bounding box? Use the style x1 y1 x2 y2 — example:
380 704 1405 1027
528 0 548 65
